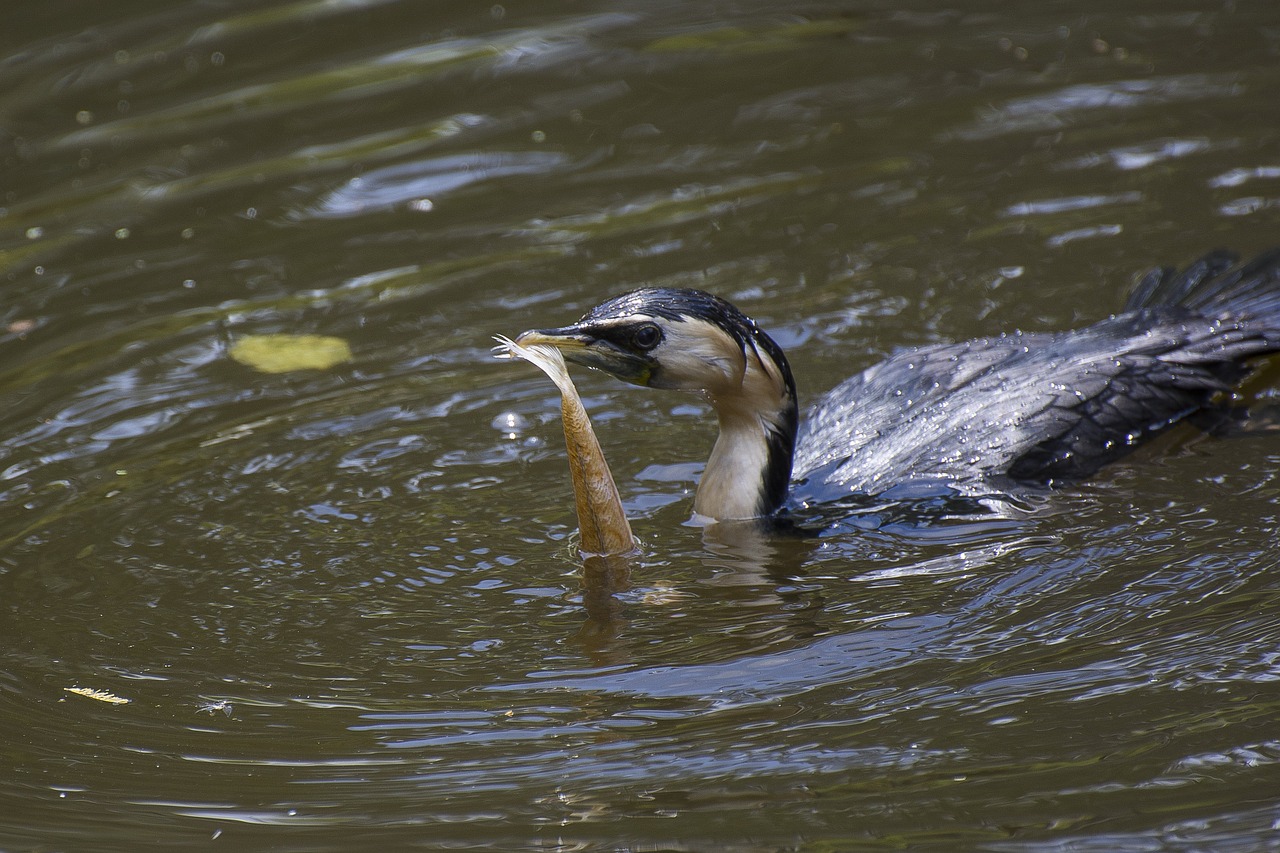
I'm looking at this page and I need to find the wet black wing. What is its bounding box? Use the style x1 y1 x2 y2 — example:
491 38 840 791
796 310 1279 495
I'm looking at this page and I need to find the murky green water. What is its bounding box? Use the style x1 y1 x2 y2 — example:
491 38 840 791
4 2 1280 850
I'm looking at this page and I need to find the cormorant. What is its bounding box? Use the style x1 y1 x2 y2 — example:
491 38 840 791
515 249 1280 521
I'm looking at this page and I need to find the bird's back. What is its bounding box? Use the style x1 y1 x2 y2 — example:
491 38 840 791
793 249 1280 499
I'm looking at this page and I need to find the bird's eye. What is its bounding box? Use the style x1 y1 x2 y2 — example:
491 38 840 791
632 323 662 351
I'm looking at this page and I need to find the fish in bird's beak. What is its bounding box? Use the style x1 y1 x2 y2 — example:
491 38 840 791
515 326 655 387
493 335 637 559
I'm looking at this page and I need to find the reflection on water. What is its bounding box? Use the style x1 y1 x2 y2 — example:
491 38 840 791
3 1 1280 850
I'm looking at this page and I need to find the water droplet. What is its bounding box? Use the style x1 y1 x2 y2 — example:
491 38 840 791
492 411 530 436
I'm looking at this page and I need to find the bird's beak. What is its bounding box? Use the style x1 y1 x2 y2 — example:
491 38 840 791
515 326 653 386
514 327 593 353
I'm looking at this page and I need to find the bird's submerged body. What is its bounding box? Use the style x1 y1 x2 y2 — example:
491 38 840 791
517 250 1280 522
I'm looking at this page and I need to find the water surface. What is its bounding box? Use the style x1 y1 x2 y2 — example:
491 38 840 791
3 1 1280 850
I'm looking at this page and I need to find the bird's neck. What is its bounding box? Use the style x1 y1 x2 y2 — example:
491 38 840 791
693 336 798 520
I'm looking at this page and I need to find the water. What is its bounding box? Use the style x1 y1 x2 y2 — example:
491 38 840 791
3 1 1280 850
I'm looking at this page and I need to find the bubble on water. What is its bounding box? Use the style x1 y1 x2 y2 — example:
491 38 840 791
492 411 530 437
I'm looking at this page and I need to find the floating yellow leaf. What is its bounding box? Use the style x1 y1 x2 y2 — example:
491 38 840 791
229 334 352 373
64 686 131 705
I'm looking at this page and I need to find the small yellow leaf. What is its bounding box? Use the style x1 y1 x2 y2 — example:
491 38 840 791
64 686 131 705
229 334 352 373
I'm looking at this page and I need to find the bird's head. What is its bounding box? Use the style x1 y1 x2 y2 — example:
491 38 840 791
515 287 792 401
515 287 800 520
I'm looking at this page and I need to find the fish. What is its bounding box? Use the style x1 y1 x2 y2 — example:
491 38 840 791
494 335 638 558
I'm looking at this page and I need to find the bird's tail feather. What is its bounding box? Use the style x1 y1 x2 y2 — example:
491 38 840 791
1125 247 1280 324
